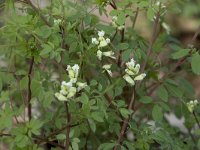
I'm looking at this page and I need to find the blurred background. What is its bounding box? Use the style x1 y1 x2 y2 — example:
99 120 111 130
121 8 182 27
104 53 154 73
0 0 200 149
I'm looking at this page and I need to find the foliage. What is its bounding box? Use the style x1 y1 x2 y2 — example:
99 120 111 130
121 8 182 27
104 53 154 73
0 0 200 150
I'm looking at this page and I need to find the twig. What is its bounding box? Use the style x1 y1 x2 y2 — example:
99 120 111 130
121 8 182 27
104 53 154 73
193 112 200 129
64 102 71 150
146 26 200 95
34 135 65 149
113 90 135 150
0 133 11 137
140 12 160 73
27 56 34 121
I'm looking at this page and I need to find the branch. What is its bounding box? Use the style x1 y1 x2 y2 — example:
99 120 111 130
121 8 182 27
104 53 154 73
27 56 34 121
141 12 160 73
193 112 200 129
64 102 71 150
113 90 135 150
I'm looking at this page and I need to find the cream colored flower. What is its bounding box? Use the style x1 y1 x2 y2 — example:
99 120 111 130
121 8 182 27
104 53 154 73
66 64 79 83
123 74 135 86
102 64 112 77
97 50 103 60
102 51 116 59
134 73 146 81
98 30 105 37
186 100 198 113
92 38 99 45
77 82 87 92
123 58 146 86
55 93 68 101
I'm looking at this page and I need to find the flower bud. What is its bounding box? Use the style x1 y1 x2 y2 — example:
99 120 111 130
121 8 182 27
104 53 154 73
134 73 146 81
55 93 68 101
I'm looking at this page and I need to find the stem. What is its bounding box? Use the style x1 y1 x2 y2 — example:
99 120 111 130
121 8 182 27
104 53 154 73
65 102 71 150
113 90 135 150
146 26 200 95
140 12 160 73
193 112 200 128
27 56 34 121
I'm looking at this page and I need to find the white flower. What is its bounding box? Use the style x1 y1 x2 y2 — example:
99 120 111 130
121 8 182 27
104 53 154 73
98 38 108 48
123 74 135 86
77 82 87 92
112 22 117 28
102 64 112 77
97 50 102 60
187 100 198 113
125 59 140 75
162 22 170 34
66 64 79 83
66 87 77 98
118 25 125 30
126 58 136 70
98 30 105 37
55 93 68 101
62 81 72 87
106 38 110 44
102 64 111 70
92 38 99 45
102 51 116 59
134 73 146 81
123 58 146 86
112 16 118 21
54 19 62 25
72 64 79 72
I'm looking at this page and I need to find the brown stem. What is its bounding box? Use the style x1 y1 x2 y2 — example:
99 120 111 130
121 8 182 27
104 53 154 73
141 12 160 73
65 102 71 150
27 56 34 121
132 7 139 29
113 90 135 150
34 135 65 149
146 26 200 95
193 112 200 129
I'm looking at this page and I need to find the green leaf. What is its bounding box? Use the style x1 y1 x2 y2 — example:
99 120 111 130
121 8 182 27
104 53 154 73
166 84 183 98
98 143 115 150
72 142 79 150
88 119 96 132
91 112 104 122
191 53 200 75
152 105 163 122
157 85 168 102
79 93 89 104
138 1 149 8
56 134 66 140
119 108 131 118
139 96 153 104
116 43 129 50
116 12 125 26
171 49 190 59
147 7 155 21
35 25 51 38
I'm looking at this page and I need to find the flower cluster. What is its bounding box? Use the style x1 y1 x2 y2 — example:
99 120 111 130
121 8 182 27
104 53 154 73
111 16 125 30
54 19 62 26
55 64 87 101
102 64 112 77
92 30 115 77
186 100 198 113
92 30 110 49
123 58 146 86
